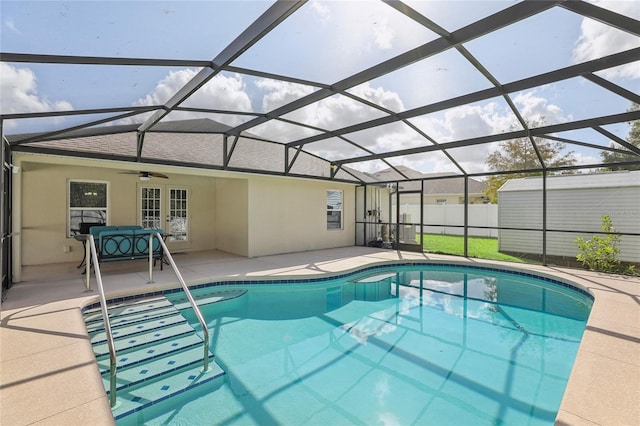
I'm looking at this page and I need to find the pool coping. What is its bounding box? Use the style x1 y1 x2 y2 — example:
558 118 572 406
1 247 638 425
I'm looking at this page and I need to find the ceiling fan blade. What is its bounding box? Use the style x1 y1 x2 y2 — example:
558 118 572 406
118 171 169 179
148 172 169 179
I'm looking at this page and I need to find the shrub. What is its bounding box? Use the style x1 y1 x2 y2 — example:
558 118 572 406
575 215 635 275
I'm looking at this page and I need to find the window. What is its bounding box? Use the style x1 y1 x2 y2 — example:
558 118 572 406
327 190 343 230
68 180 107 236
168 188 188 241
141 187 162 229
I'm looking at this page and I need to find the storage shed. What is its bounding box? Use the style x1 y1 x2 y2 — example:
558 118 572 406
497 171 640 263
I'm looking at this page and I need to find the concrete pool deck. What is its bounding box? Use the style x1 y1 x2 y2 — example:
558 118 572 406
1 247 638 425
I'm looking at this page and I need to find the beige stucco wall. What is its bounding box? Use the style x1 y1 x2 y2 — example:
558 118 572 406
12 154 217 270
247 176 355 257
215 178 249 257
11 153 356 277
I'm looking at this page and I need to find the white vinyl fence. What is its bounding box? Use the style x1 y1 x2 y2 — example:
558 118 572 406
395 204 498 238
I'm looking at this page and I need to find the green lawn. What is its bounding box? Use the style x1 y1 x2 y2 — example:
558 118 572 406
420 234 526 263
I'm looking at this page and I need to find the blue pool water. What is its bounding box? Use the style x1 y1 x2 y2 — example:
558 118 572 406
117 264 593 425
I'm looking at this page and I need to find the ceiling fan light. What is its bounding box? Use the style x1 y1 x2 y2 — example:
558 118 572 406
139 175 151 181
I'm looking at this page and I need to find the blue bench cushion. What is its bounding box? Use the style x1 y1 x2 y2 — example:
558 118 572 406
118 225 144 231
89 225 117 239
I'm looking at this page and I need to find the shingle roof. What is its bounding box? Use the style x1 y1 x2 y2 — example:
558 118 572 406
370 166 488 194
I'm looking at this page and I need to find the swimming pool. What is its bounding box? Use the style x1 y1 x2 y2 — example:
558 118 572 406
101 263 593 425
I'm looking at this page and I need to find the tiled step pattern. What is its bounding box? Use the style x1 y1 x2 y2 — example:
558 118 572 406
167 288 247 311
84 294 226 421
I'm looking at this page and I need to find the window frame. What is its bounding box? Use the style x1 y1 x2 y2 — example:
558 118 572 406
167 187 189 242
326 189 343 230
140 185 163 230
67 179 109 237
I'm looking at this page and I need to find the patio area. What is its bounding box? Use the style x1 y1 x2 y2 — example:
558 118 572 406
1 246 638 425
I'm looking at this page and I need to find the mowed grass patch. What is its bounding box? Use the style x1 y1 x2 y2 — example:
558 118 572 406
421 234 526 263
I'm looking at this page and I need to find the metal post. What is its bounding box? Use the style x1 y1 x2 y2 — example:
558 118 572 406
355 186 361 246
1 133 6 299
419 180 424 251
464 176 469 257
87 234 118 408
155 234 210 373
395 186 400 250
542 170 547 266
363 186 368 245
85 237 91 291
148 233 154 283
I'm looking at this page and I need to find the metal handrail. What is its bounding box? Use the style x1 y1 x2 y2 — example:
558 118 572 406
154 233 210 372
86 234 118 408
84 232 209 411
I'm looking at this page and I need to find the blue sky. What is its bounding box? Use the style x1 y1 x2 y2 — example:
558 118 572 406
1 0 639 175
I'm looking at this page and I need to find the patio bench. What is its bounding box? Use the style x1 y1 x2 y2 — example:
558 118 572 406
88 226 164 269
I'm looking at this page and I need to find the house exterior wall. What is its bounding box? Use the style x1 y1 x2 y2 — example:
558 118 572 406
10 153 356 279
12 154 219 270
247 176 355 257
215 178 248 257
498 174 640 263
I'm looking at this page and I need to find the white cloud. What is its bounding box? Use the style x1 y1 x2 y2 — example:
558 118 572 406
309 0 331 25
125 69 252 126
273 91 385 133
512 91 568 125
573 1 640 79
350 82 405 111
385 91 572 174
249 81 405 151
254 78 314 112
304 1 424 73
5 19 20 34
0 63 73 129
572 151 601 166
373 18 395 50
444 105 493 141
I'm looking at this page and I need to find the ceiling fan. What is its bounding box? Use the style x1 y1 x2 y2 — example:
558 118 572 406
119 171 169 180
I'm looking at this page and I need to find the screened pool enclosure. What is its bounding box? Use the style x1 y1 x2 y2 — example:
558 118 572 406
2 0 639 292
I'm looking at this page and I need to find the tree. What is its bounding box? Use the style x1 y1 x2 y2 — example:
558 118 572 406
600 102 640 171
483 120 576 203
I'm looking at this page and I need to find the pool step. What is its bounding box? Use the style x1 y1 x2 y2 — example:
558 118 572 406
167 288 247 311
103 345 213 392
84 296 173 324
92 322 197 357
90 313 187 344
86 305 179 333
84 294 228 420
96 333 204 374
111 362 225 421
